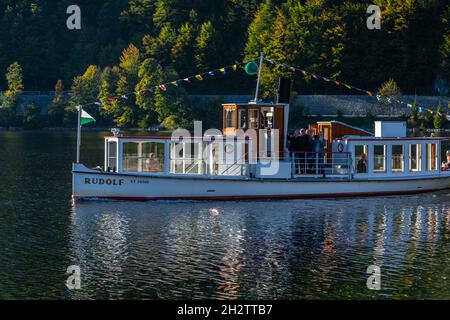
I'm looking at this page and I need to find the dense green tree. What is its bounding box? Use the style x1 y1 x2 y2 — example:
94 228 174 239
377 79 402 115
434 102 446 129
65 65 102 126
171 23 196 76
5 62 24 101
48 80 66 126
195 21 223 70
136 58 190 128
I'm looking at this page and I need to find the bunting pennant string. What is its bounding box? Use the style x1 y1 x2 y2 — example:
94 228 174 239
265 58 443 115
77 58 256 111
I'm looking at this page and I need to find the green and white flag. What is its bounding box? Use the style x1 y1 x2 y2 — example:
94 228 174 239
80 109 95 126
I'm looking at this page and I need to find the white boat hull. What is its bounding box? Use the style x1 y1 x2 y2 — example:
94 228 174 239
72 164 450 201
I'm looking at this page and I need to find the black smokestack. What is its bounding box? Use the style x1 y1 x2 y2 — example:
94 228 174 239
276 77 291 104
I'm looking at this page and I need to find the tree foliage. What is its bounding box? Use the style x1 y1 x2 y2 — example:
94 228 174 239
0 0 448 129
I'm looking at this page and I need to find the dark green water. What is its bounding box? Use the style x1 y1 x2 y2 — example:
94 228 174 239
0 131 449 299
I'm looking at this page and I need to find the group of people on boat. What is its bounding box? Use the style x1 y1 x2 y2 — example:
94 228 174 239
287 129 326 174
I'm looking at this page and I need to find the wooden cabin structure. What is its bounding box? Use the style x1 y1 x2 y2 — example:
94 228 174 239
222 102 289 159
309 120 373 153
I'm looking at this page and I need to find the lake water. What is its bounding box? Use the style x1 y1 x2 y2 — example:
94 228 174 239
0 131 449 299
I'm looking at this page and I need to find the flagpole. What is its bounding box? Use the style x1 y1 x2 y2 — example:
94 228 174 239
253 51 264 103
76 105 81 163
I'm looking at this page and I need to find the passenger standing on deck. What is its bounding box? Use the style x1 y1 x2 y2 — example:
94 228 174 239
312 133 325 173
290 130 301 173
297 129 310 174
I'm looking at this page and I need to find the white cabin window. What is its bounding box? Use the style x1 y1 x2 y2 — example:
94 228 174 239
373 145 386 173
248 109 259 129
355 145 368 173
426 144 438 171
170 142 205 174
121 141 165 173
122 142 139 172
392 145 404 172
238 110 247 129
225 109 235 128
141 142 165 173
409 144 422 172
107 141 117 170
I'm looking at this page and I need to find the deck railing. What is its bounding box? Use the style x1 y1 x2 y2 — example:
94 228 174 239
290 151 353 178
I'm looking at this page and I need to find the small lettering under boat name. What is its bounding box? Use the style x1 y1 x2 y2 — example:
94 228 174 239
84 178 124 186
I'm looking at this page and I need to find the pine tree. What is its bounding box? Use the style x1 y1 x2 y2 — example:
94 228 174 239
113 44 141 127
66 65 102 126
194 21 223 70
434 102 446 129
5 62 24 101
171 23 196 76
48 80 66 126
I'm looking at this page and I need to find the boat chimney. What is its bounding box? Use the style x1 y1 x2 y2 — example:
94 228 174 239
276 77 291 104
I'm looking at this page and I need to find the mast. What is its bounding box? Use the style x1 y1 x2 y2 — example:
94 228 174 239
76 105 81 163
253 51 264 103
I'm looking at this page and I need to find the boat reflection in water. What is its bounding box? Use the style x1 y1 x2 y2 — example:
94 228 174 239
68 193 450 299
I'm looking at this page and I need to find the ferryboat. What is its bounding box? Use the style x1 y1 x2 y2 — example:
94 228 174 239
72 58 450 201
72 103 450 201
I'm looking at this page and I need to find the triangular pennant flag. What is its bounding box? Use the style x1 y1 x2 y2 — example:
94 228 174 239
159 85 167 91
323 77 331 82
208 71 214 76
94 102 102 106
333 80 340 86
344 84 352 90
81 109 95 126
266 59 273 64
183 78 191 83
407 103 413 108
148 86 154 93
171 81 178 86
289 67 296 72
311 73 318 80
366 91 373 96
121 95 128 99
107 97 117 102
299 69 307 77
219 68 226 75
232 65 237 71
195 75 203 80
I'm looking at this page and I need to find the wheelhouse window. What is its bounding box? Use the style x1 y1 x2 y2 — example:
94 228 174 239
373 145 386 173
426 143 438 171
225 109 235 128
355 145 368 173
409 144 422 172
392 145 404 172
248 109 259 129
238 109 247 129
107 141 117 171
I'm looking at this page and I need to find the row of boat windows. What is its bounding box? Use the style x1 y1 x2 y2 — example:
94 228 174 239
106 141 247 175
354 143 438 173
